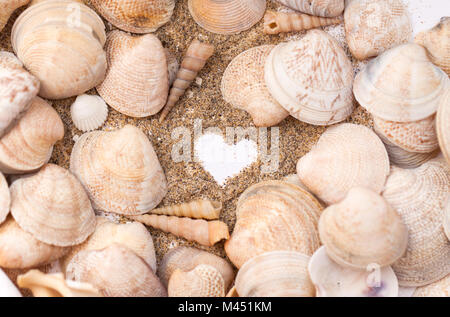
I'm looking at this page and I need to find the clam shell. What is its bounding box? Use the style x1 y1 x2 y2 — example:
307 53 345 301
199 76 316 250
0 172 10 225
354 44 449 122
221 45 289 127
437 89 450 165
297 123 390 205
71 94 108 132
188 0 266 35
276 0 344 18
0 268 22 297
413 274 450 297
70 125 168 215
168 265 225 297
97 30 168 117
0 0 29 31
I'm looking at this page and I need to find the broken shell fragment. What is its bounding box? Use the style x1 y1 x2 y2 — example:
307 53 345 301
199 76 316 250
71 94 108 132
0 172 10 224
276 0 344 18
150 199 222 220
168 265 225 297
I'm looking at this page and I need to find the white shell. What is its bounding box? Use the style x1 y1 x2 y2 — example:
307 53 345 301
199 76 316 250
0 268 22 297
71 94 108 132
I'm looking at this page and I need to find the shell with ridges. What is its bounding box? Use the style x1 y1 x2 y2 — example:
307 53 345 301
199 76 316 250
71 94 108 132
413 274 450 297
276 0 344 17
168 265 225 297
0 172 10 224
445 197 450 241
149 199 222 220
0 0 30 31
437 89 450 165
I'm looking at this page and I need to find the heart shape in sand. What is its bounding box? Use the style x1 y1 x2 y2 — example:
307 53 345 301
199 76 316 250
194 133 258 186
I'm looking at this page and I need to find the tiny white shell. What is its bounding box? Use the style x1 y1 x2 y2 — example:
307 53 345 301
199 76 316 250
71 95 108 132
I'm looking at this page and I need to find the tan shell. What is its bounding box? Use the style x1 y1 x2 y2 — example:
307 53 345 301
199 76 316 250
297 123 390 205
165 49 179 86
70 125 168 215
225 180 323 269
66 244 167 297
168 265 225 297
413 274 450 297
0 268 21 297
0 172 10 224
276 0 344 17
188 0 266 34
354 44 449 122
221 45 289 127
0 97 64 174
437 89 450 165
91 0 175 33
10 164 96 247
97 31 168 117
344 0 411 60
382 156 450 286
150 199 222 220
415 17 450 76
445 197 450 241
319 187 408 269
235 251 315 297
265 30 354 125
11 0 107 99
0 0 29 31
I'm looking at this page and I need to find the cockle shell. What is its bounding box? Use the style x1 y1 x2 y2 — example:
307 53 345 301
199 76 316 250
297 123 390 205
96 30 168 117
319 187 408 269
66 244 167 297
90 0 175 33
221 45 289 127
276 0 344 18
382 157 450 286
354 44 449 122
437 90 450 165
265 30 354 126
0 172 10 224
168 265 225 297
0 0 30 31
344 0 411 60
413 274 450 297
445 197 450 241
150 199 222 220
11 0 107 99
188 0 266 34
70 125 168 215
10 164 96 247
225 180 323 269
308 246 399 297
235 251 315 297
0 268 21 297
70 94 108 132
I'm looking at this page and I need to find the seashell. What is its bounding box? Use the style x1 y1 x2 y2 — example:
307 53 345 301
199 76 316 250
70 125 168 215
165 49 179 87
221 45 289 127
96 30 168 118
318 187 408 269
0 0 30 31
149 199 222 220
17 270 101 297
0 172 10 225
344 0 411 60
168 265 225 297
188 0 266 34
129 214 229 247
90 0 175 33
0 97 64 174
235 251 315 297
308 246 399 297
159 39 214 122
158 246 234 289
413 274 450 297
382 156 450 286
0 268 21 297
70 94 108 132
66 244 167 297
263 10 342 34
297 123 390 205
0 217 68 269
225 180 323 268
415 17 450 76
11 0 107 99
353 44 449 122
276 0 344 17
264 29 354 126
445 197 450 241
10 164 96 247
437 89 450 165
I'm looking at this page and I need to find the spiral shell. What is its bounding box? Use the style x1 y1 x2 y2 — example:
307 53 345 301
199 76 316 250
149 199 222 220
0 172 10 225
168 265 225 297
437 89 450 165
276 0 344 18
0 0 30 31
71 94 108 132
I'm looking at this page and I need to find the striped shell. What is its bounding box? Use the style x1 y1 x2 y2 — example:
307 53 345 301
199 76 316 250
276 0 344 18
0 172 10 224
168 265 225 297
437 89 450 165
71 94 108 132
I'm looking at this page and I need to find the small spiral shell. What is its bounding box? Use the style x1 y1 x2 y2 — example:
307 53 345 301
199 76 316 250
150 199 222 219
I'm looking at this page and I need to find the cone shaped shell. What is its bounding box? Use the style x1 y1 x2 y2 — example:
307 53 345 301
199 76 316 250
413 274 450 297
70 125 168 215
437 89 450 165
71 94 108 132
96 31 168 117
168 265 225 297
276 0 344 18
150 199 222 220
0 172 10 224
297 123 390 205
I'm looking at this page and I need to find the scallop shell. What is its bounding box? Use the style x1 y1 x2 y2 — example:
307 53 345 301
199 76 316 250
150 199 222 220
297 123 390 205
69 125 168 215
353 44 449 122
168 265 225 297
276 0 344 17
96 30 168 117
308 246 399 297
11 0 107 99
0 172 10 225
437 89 450 165
188 0 266 34
221 45 289 127
235 251 315 297
66 244 167 297
225 180 323 269
70 94 108 132
265 30 354 125
0 0 30 31
0 268 21 297
382 156 450 286
90 0 175 33
413 274 450 297
10 164 96 247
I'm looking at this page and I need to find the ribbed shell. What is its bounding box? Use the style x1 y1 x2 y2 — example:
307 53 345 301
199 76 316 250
70 125 168 215
149 199 222 219
225 180 323 268
437 89 450 165
353 44 449 122
91 0 175 33
445 197 450 241
188 0 266 35
265 30 354 125
297 123 390 205
413 274 450 297
168 265 225 297
71 94 108 132
382 157 450 286
97 31 168 117
276 0 344 17
0 172 10 224
10 164 96 247
0 0 30 31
